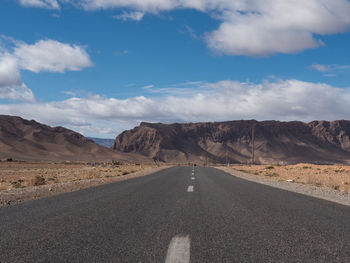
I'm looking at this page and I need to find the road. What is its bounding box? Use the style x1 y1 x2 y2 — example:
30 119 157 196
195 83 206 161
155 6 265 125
1 166 350 262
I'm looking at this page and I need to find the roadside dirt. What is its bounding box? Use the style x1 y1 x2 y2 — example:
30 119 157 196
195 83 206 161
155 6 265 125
230 163 350 193
0 162 168 207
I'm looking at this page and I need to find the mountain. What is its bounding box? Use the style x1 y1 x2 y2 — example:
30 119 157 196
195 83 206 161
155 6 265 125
88 137 115 148
0 115 147 162
113 120 350 164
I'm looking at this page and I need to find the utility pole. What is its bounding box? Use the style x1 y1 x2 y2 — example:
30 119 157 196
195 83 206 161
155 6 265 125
226 148 228 167
251 123 255 165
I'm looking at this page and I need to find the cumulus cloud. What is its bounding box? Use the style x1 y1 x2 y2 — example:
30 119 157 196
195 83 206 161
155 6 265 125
1 79 350 136
18 0 60 9
14 39 93 73
0 53 35 101
114 11 145 21
0 54 21 88
0 83 35 102
0 38 92 102
17 0 350 56
205 0 350 56
206 19 321 56
77 0 177 12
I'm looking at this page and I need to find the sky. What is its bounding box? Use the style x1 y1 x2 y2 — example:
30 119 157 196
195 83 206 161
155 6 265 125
1 0 350 138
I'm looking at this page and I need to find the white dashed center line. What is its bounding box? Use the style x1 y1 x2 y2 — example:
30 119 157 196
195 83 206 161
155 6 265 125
191 177 195 180
165 235 190 263
187 185 194 192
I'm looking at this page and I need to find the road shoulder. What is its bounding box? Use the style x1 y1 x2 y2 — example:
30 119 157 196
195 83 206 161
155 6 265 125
0 166 169 207
217 167 350 207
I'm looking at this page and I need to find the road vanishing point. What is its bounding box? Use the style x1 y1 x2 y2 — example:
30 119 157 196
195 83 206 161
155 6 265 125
1 166 350 262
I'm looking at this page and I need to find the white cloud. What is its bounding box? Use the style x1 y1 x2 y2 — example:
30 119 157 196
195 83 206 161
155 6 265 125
14 39 93 73
0 53 35 101
0 83 35 102
77 0 177 12
310 64 332 72
17 0 350 56
0 54 21 88
0 38 92 102
114 11 145 21
206 20 321 56
67 123 116 137
142 85 154 89
18 0 60 9
310 63 350 73
1 79 350 136
204 0 350 56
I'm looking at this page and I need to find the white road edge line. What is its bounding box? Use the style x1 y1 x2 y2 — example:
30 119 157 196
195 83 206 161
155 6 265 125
165 235 190 263
187 185 194 192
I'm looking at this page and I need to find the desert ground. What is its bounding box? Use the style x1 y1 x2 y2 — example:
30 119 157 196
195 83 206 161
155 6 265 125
0 161 167 206
226 163 350 193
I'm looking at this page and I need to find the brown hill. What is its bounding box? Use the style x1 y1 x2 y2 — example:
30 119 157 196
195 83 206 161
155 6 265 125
0 115 147 162
113 120 350 164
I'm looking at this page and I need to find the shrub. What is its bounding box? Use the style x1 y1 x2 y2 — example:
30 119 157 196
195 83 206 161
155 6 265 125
33 175 46 186
332 185 340 190
11 180 24 188
265 166 274 170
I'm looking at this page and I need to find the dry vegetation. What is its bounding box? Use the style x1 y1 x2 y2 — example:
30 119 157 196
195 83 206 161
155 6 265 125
0 161 154 191
232 163 350 193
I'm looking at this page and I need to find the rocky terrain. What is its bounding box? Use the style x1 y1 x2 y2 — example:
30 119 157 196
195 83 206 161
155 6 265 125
113 120 350 164
230 163 350 193
0 115 147 162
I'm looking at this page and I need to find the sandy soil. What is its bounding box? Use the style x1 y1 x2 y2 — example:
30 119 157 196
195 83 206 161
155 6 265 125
229 163 350 193
0 161 168 207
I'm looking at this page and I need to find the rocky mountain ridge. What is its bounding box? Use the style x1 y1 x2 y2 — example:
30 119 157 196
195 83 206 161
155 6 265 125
0 115 145 162
113 120 350 164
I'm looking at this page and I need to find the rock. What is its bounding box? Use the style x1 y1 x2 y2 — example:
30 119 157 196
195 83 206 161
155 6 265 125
0 115 144 162
113 120 350 164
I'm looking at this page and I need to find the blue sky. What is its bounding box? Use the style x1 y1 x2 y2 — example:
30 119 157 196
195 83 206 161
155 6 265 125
1 0 350 138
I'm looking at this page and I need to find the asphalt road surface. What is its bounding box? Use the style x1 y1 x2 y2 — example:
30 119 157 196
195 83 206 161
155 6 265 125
1 166 350 262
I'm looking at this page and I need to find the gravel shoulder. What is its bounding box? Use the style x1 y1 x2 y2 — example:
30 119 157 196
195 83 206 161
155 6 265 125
0 166 168 207
217 166 350 207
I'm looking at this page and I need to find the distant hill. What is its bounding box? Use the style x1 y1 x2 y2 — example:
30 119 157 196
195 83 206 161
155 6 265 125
113 120 350 164
0 115 148 162
88 137 115 148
